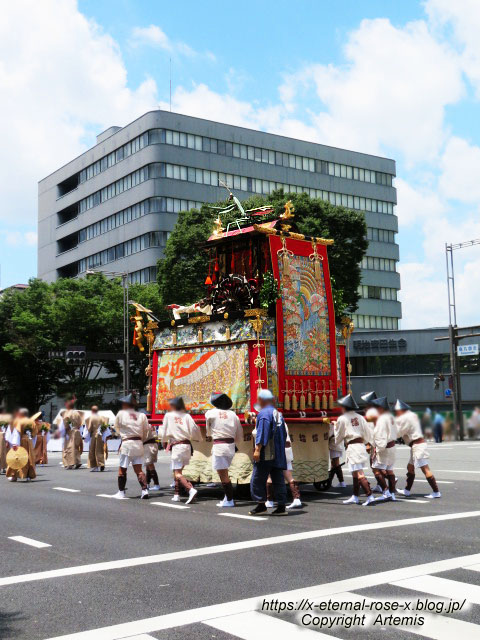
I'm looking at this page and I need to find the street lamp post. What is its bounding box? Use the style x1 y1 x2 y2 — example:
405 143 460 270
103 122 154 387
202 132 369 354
86 268 130 394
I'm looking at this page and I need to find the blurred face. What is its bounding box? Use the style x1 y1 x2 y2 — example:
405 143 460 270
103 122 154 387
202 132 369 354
91 406 98 414
258 397 273 409
65 398 75 410
121 402 133 411
395 409 405 417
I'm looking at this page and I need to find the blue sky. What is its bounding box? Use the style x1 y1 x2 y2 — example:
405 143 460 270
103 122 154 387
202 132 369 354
2 0 480 328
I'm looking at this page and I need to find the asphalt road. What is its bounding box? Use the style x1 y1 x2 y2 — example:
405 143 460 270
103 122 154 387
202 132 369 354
1 441 480 640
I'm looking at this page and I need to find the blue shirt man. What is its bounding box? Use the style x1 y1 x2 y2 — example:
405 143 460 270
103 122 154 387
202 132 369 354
249 390 288 516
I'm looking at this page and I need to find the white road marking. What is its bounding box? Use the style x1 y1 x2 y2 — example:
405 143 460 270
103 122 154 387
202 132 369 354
150 502 189 510
120 636 157 640
464 563 480 574
345 473 453 485
392 574 480 604
218 513 267 522
2 511 480 588
8 536 51 549
436 469 480 474
53 487 80 493
323 591 480 639
96 494 130 499
42 552 480 639
204 610 323 638
321 491 342 495
394 497 430 504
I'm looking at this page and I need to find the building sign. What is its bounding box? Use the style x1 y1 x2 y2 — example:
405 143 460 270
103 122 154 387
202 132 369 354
353 338 407 352
458 344 479 356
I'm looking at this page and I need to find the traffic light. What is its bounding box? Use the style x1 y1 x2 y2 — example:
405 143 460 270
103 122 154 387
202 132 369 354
65 346 86 366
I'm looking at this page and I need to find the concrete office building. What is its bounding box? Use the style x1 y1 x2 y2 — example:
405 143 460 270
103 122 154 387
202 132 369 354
351 326 480 411
38 110 401 328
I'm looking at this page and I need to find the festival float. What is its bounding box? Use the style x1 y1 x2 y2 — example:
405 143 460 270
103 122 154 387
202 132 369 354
133 190 352 490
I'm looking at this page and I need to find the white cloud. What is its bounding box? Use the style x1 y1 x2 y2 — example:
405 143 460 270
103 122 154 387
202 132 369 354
426 0 480 97
438 136 480 203
0 0 159 225
279 18 464 164
130 24 215 60
395 179 446 228
1 230 37 246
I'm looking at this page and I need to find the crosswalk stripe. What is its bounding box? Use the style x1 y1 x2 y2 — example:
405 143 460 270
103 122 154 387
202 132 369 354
150 502 189 510
96 494 130 499
41 552 480 639
204 610 327 638
464 563 480 574
391 574 480 604
329 591 480 639
53 487 80 493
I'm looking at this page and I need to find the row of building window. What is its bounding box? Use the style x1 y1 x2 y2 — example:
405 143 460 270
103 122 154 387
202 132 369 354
367 227 395 243
78 165 149 214
79 132 149 183
357 285 398 301
162 162 395 214
361 256 397 272
351 354 479 376
72 127 394 191
351 314 399 330
158 128 394 186
128 266 157 284
69 162 395 222
78 197 201 243
77 231 167 273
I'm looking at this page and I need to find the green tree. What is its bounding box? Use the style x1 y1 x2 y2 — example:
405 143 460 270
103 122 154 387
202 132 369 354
157 190 368 319
0 276 162 412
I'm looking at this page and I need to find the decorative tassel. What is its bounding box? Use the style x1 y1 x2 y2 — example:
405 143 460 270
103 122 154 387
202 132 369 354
225 326 231 341
307 382 313 408
231 250 235 273
322 381 328 411
291 381 298 411
309 241 323 282
314 382 320 411
278 237 293 276
283 385 291 411
328 382 334 410
299 381 306 411
197 327 203 343
172 331 177 345
205 262 212 285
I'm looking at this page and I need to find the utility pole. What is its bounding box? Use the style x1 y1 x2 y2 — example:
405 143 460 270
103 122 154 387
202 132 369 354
441 239 480 439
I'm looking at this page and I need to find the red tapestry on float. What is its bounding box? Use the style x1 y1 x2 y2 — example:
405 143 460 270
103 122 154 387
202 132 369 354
269 235 338 408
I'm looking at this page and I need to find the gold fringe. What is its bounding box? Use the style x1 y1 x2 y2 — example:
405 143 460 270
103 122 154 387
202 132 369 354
197 327 203 343
314 392 320 411
225 326 231 341
284 392 291 411
314 259 321 281
307 391 313 407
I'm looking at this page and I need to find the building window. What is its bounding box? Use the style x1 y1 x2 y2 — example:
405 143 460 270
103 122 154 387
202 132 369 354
352 314 399 330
